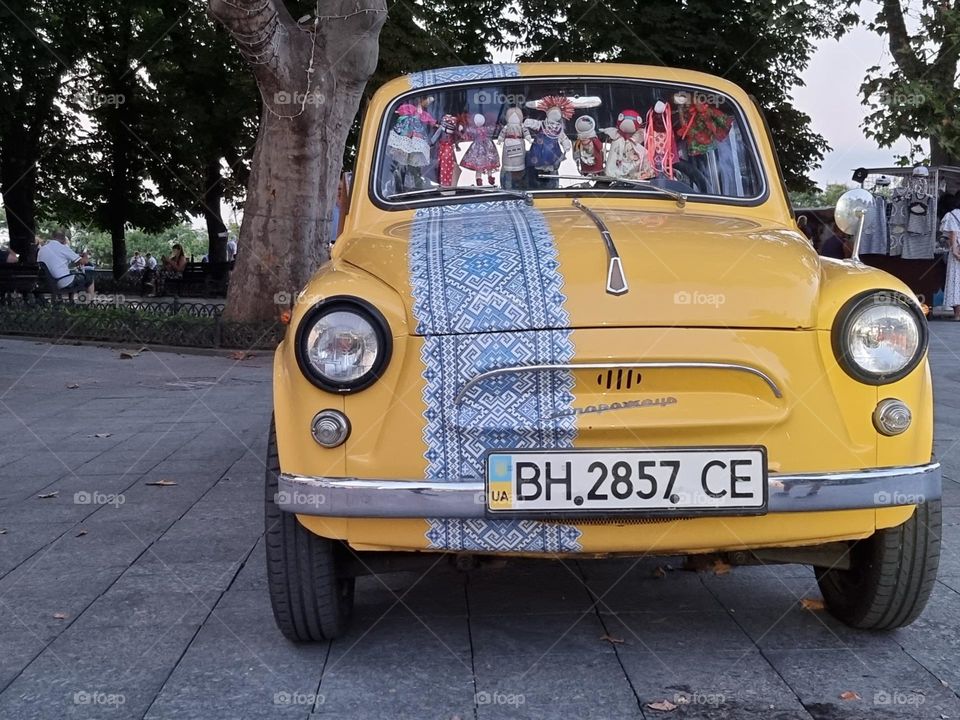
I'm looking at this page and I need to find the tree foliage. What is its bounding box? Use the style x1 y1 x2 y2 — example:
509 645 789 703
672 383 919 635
501 0 857 191
861 0 960 166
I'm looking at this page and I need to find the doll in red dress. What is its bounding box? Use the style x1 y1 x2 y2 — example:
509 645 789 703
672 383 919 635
430 114 460 187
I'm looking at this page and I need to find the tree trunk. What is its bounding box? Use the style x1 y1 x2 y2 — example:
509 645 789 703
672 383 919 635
203 159 228 263
929 137 958 167
0 144 38 257
210 0 386 323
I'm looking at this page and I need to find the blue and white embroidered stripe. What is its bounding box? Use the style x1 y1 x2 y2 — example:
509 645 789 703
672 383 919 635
408 200 581 552
408 64 520 89
425 519 581 554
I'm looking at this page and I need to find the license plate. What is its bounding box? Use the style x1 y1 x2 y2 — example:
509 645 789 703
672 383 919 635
486 447 767 515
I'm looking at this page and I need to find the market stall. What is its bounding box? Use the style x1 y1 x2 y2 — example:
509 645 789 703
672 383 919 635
799 166 959 305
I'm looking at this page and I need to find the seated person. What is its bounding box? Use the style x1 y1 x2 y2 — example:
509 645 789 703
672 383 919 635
0 247 18 264
152 243 187 296
37 229 95 296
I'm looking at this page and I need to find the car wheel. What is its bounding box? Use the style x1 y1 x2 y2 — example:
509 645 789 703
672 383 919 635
265 417 354 642
816 499 941 630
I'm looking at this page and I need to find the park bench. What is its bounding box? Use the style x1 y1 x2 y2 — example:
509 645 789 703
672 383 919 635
0 263 83 304
0 263 42 303
165 260 234 298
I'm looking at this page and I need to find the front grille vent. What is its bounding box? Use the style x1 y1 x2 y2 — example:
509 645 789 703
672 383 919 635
597 368 640 390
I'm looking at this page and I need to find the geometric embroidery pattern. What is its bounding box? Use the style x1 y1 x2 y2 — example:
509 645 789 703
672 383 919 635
408 200 580 552
408 63 520 89
425 518 582 553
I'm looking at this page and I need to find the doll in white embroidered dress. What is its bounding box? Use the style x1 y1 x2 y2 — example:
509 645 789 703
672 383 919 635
497 107 531 189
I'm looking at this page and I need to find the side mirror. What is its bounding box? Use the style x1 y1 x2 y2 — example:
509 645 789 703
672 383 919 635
834 188 873 236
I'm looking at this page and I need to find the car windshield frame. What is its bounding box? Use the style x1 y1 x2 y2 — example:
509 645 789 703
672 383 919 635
369 74 770 211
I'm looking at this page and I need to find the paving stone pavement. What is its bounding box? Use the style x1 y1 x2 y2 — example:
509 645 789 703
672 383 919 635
0 327 960 719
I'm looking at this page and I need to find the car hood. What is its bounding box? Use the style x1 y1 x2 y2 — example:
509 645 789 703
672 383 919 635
337 202 821 334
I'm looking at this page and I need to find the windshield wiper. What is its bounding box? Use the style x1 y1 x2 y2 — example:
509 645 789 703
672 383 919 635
389 185 533 205
543 175 687 208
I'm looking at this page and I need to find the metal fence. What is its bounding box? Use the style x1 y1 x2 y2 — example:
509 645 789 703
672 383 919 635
0 299 283 350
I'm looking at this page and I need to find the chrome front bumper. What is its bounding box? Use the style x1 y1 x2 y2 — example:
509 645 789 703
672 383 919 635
276 462 941 518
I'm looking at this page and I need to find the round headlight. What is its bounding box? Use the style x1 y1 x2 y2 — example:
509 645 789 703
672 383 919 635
832 291 927 384
295 297 392 392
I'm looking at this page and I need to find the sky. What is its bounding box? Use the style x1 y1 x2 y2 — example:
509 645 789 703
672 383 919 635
794 23 916 190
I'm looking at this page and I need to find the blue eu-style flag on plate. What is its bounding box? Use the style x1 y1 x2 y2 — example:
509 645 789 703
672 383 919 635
488 454 513 483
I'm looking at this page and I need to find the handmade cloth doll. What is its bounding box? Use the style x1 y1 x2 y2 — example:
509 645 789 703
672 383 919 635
676 99 733 156
645 101 678 180
430 114 460 187
460 113 499 186
524 95 601 189
386 96 436 190
603 110 653 180
497 107 531 189
573 115 604 175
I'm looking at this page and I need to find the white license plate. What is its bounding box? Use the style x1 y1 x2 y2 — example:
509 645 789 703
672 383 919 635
486 447 767 514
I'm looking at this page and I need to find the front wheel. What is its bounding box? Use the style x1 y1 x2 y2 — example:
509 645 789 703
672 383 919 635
816 500 941 630
265 418 354 641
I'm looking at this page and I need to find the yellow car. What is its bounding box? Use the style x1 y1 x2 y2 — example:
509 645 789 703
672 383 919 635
267 63 940 641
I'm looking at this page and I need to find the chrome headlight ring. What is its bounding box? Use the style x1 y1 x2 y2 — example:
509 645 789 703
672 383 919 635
295 296 392 393
831 290 928 385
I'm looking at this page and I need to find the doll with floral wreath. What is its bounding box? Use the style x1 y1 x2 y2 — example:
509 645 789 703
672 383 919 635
523 95 601 189
386 96 436 190
460 113 500 186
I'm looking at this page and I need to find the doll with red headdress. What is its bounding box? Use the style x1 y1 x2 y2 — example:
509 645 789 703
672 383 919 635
460 114 500 186
524 95 601 189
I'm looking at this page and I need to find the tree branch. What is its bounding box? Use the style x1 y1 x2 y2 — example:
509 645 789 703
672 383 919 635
319 0 388 82
881 0 925 78
207 0 294 83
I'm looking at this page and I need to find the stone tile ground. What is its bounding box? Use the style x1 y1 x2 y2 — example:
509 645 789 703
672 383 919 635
0 326 959 719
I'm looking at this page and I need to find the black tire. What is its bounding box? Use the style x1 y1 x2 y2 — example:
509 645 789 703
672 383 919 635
265 417 354 642
816 500 941 630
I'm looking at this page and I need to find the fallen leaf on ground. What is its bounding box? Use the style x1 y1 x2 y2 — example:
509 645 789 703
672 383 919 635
647 700 678 712
229 351 254 360
76 529 88 537
712 559 732 576
65 383 79 389
37 491 59 499
0 528 7 535
91 433 112 438
653 565 667 578
800 597 825 611
145 479 177 487
52 612 67 620
600 634 624 644
839 691 861 701
119 346 148 359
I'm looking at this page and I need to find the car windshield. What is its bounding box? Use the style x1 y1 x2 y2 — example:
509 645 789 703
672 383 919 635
374 77 765 206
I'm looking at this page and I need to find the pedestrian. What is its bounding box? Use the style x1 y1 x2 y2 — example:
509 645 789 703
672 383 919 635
939 196 960 320
37 228 95 297
226 235 238 261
